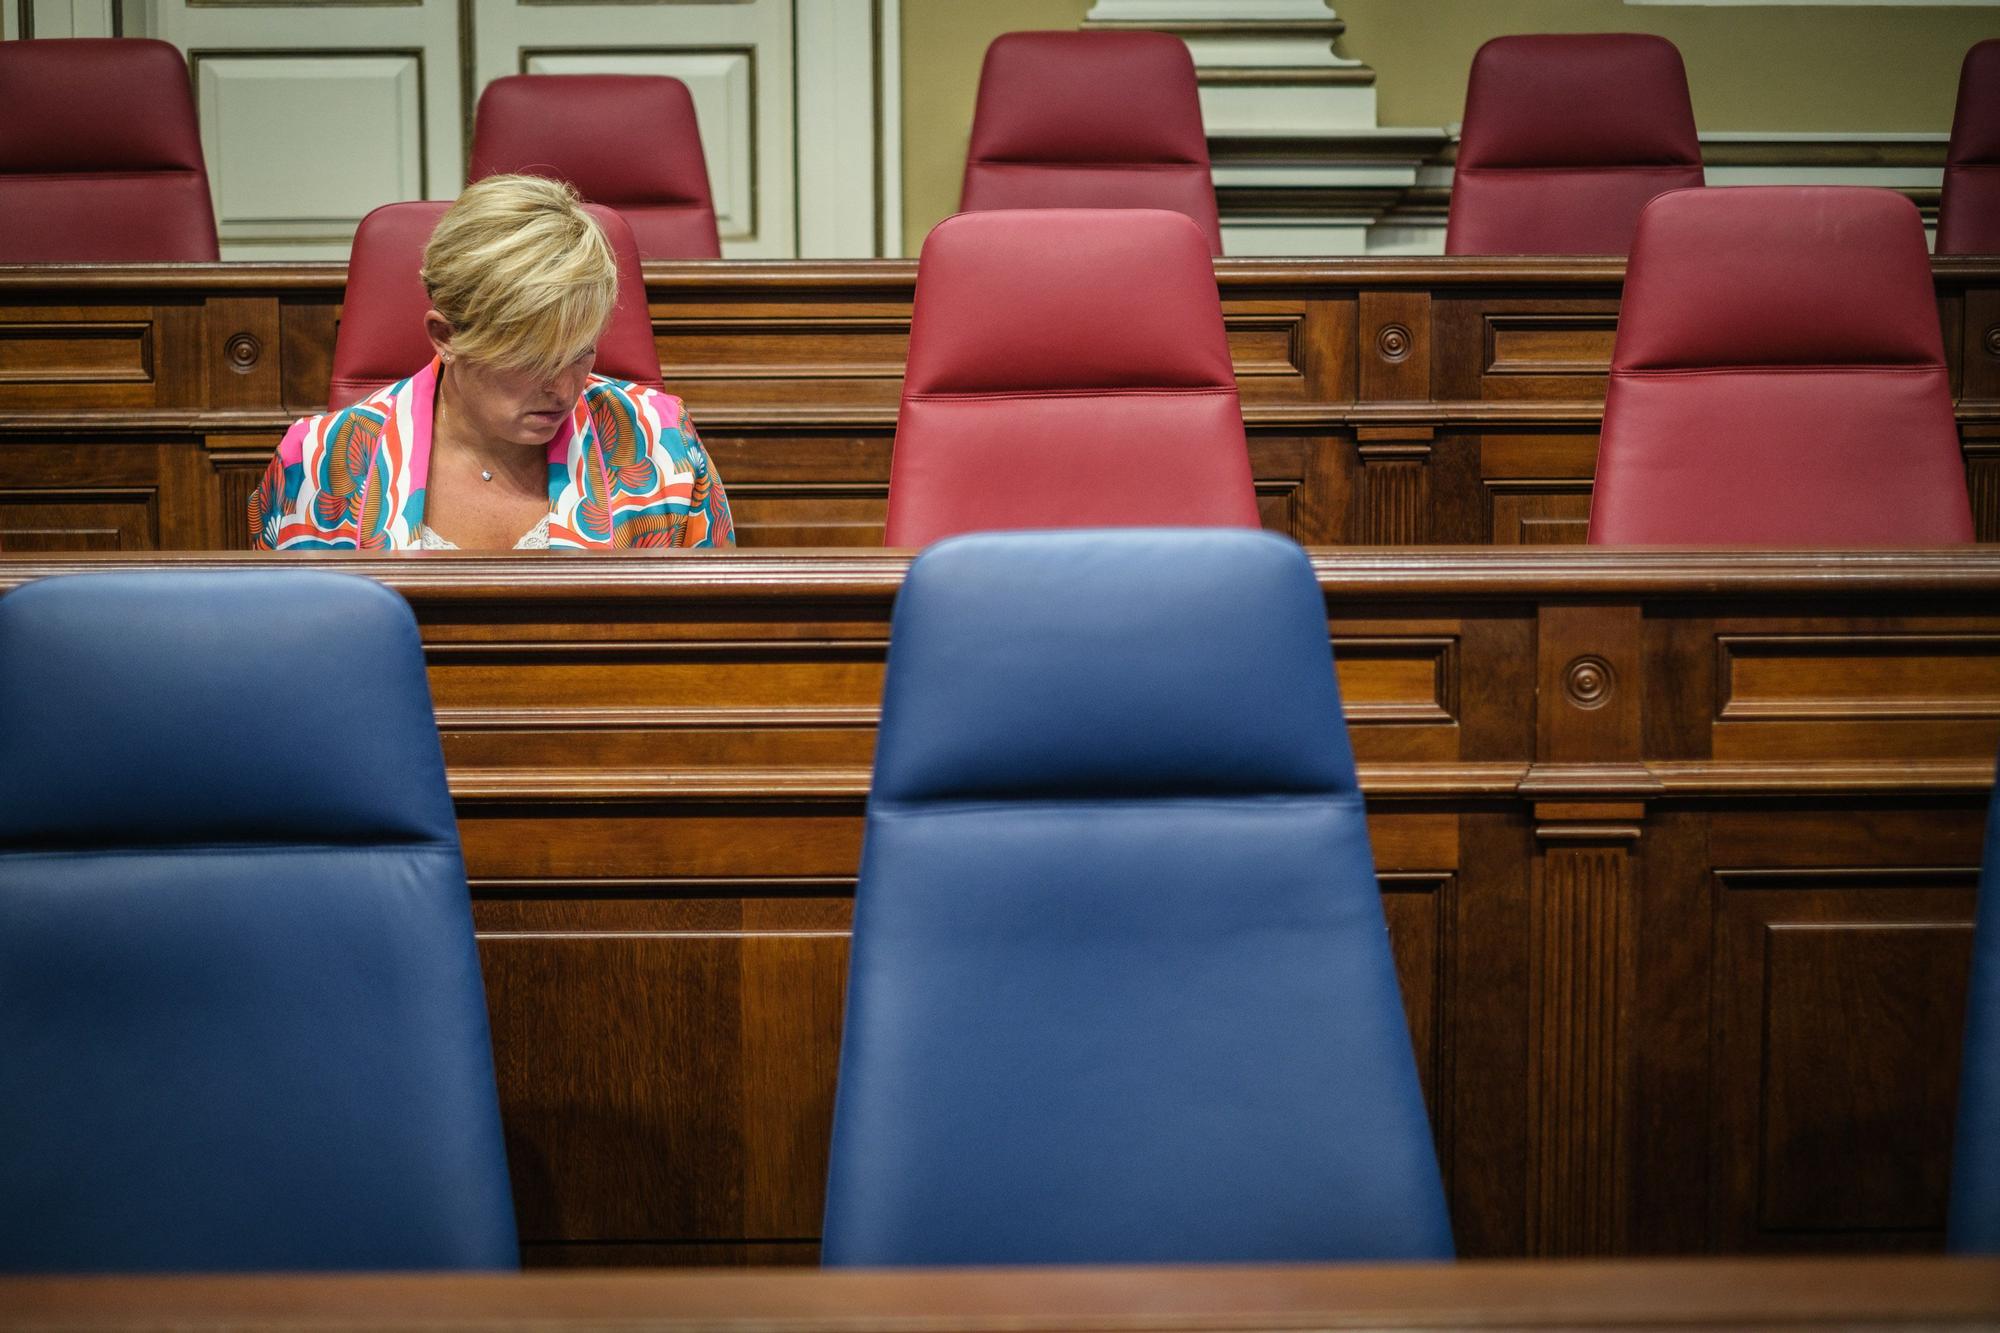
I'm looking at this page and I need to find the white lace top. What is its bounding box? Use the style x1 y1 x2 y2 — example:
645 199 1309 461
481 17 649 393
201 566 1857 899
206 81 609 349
418 513 553 550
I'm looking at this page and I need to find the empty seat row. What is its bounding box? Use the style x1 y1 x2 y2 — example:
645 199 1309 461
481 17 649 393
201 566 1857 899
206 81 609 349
0 536 1447 1272
967 31 2000 258
321 187 1973 548
0 39 719 264
887 189 1972 546
7 528 2000 1270
4 34 1997 263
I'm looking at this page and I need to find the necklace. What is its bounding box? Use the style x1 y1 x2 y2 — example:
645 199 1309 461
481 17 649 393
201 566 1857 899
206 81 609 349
438 369 495 482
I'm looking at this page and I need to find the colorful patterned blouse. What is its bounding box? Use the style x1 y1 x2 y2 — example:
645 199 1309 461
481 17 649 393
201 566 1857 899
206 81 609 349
250 357 732 551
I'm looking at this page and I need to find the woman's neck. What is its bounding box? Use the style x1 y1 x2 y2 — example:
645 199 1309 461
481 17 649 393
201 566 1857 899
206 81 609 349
433 363 547 485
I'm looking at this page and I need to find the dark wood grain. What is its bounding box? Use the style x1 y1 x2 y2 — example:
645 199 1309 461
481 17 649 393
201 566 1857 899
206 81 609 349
0 548 1994 1263
1 259 1996 549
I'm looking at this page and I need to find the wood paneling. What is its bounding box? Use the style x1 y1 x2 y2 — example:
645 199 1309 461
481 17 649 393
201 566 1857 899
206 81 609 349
1714 870 1978 1250
0 321 152 385
1484 314 1620 381
8 1256 2000 1332
1 547 1993 1266
2 259 1996 550
0 490 154 551
1718 635 2000 721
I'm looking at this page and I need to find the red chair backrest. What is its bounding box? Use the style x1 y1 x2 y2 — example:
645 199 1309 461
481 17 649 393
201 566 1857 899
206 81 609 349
328 200 662 410
1447 34 1702 256
1589 187 1973 545
959 32 1222 257
0 38 219 262
469 75 721 261
1940 39 2000 255
883 209 1260 548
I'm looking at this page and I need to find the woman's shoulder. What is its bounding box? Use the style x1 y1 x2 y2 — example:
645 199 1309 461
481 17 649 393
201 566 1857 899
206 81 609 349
280 376 406 461
584 374 688 421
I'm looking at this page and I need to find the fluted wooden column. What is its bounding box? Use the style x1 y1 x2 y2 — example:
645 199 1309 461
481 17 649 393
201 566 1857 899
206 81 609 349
1523 604 1651 1255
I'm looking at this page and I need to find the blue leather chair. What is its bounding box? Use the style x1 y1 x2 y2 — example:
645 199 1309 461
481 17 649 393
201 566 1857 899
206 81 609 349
1951 754 2000 1252
821 529 1453 1266
0 571 517 1272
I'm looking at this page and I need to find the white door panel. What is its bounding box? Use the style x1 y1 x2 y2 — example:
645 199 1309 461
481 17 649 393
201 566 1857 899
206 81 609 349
147 0 463 261
196 53 425 255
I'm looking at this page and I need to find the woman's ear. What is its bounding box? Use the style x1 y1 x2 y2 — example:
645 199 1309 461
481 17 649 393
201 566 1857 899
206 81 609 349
423 309 455 364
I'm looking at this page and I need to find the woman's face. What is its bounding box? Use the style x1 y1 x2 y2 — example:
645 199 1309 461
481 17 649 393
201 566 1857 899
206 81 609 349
426 311 596 447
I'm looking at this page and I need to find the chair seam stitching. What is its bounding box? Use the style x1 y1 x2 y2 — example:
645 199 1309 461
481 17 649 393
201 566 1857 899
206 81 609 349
1455 163 1702 173
968 159 1207 171
0 169 207 181
869 793 1358 815
1615 364 1948 377
0 841 462 860
903 386 1235 403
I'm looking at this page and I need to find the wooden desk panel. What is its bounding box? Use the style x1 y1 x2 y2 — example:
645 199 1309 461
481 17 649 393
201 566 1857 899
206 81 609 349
1 260 1995 550
0 549 1995 1265
6 1257 1999 1332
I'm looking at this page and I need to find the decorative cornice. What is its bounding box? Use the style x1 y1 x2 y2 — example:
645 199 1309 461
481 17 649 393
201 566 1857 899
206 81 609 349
1198 66 1374 86
1083 19 1346 39
1210 131 1950 244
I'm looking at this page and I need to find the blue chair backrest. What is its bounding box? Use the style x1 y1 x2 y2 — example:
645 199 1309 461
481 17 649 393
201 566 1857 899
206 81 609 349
0 571 517 1272
1952 754 2000 1252
821 529 1453 1266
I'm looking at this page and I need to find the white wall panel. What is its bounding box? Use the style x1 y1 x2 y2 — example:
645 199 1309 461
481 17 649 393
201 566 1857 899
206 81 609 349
197 53 424 256
146 0 462 259
795 0 892 257
20 0 118 38
19 0 897 259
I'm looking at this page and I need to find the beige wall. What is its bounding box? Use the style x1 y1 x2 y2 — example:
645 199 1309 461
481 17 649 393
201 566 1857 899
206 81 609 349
900 0 1992 254
1339 1 1990 131
900 0 1094 251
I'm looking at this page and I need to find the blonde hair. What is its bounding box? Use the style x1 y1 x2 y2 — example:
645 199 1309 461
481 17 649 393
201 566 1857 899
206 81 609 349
420 174 618 379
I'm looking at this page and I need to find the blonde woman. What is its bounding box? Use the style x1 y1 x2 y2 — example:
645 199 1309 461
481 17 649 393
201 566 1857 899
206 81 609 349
252 175 731 550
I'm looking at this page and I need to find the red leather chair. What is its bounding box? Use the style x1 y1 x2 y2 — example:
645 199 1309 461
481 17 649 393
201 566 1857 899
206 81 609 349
1447 34 1703 256
1939 39 2000 255
329 201 662 410
1589 187 1974 545
883 209 1260 547
0 38 219 262
959 32 1223 257
468 75 721 261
